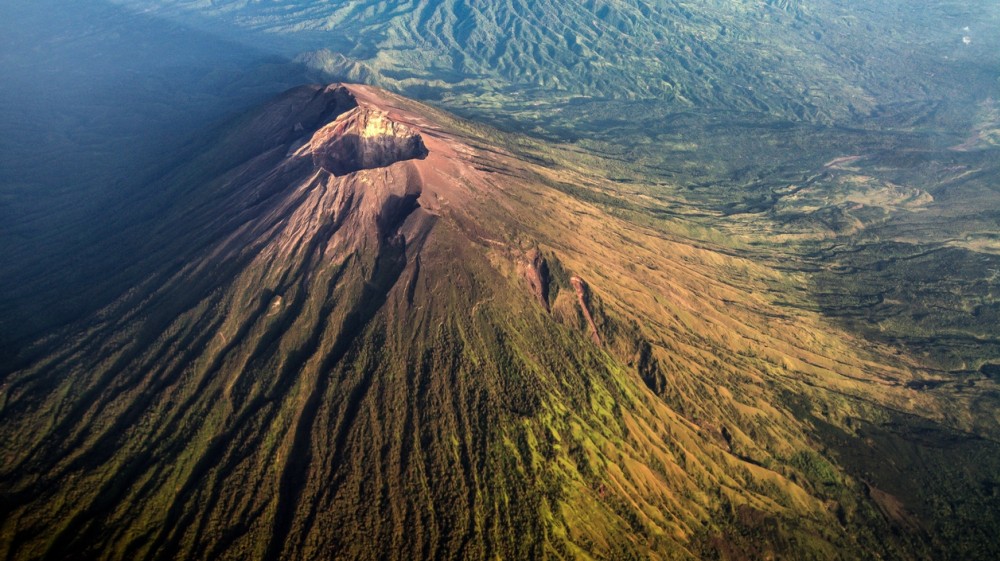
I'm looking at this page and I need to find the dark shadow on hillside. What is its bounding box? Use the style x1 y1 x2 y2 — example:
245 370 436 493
316 132 429 176
0 0 319 368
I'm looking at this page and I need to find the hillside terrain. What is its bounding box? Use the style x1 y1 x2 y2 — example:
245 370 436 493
112 0 1000 123
2 84 1000 561
1 1 999 559
99 0 1000 371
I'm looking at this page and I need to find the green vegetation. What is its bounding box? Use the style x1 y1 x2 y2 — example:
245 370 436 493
112 0 1000 126
1 1 999 559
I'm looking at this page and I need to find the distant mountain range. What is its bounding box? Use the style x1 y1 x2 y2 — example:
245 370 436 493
113 0 1000 122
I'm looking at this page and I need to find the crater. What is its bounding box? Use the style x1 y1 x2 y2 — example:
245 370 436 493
311 106 428 176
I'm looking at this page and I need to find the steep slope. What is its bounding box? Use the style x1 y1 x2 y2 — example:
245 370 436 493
2 85 999 561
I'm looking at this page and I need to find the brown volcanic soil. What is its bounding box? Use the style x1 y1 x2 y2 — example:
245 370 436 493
1 84 999 561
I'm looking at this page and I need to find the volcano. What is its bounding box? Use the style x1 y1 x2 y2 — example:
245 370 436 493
2 84 999 561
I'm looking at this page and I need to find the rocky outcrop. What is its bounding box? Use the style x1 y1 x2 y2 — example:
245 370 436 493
518 249 550 311
570 276 601 346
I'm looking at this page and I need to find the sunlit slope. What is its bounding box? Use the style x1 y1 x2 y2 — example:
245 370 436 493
113 0 1000 122
2 85 999 560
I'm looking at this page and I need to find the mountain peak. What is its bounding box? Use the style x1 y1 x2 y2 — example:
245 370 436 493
307 87 428 176
9 82 995 561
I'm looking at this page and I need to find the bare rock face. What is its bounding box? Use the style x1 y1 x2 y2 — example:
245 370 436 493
518 249 550 311
310 105 428 176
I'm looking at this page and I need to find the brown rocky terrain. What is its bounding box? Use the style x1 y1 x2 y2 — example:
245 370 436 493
2 84 999 560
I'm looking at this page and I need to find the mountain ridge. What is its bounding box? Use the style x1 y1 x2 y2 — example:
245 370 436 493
113 0 1000 124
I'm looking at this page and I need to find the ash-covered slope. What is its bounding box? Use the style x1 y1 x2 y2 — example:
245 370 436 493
2 85 999 561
